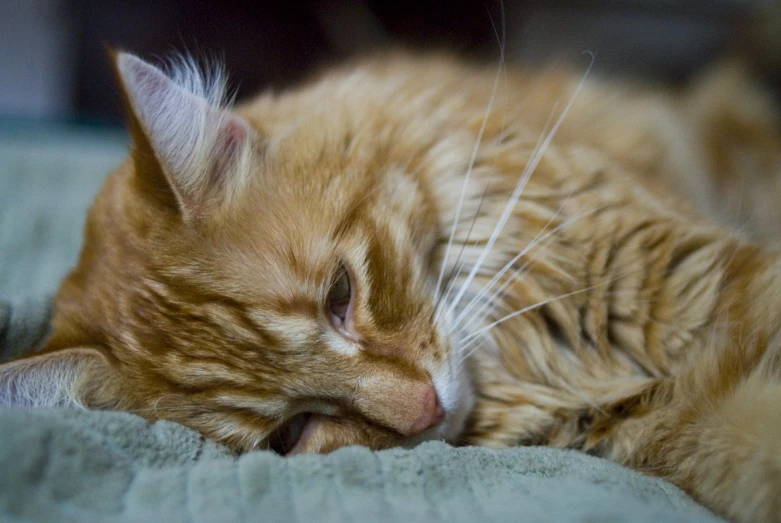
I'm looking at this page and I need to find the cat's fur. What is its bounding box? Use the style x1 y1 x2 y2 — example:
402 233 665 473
2 50 781 521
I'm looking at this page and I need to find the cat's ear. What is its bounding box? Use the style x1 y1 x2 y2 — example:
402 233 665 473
114 51 253 225
0 348 118 408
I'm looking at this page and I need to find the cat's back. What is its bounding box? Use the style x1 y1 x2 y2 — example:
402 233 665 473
236 53 594 142
234 52 685 187
234 52 780 242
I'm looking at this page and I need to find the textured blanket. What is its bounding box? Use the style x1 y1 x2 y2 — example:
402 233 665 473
0 124 723 522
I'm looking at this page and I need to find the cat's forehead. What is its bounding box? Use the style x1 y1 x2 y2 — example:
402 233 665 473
217 176 370 297
198 87 440 302
211 168 428 313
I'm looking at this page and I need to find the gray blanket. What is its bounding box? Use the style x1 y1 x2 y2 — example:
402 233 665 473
0 124 723 522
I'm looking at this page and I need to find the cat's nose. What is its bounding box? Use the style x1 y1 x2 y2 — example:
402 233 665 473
407 385 445 436
354 373 446 436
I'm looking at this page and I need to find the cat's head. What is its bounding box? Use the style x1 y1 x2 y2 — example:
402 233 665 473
0 52 474 453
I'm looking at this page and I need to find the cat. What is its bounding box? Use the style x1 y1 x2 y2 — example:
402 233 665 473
2 49 781 522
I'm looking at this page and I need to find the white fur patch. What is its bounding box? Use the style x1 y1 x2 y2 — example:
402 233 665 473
0 351 96 408
430 341 474 442
323 330 361 357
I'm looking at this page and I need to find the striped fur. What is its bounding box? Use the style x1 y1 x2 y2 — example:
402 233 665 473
3 52 781 521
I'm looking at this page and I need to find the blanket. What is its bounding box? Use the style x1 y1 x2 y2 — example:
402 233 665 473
0 123 724 522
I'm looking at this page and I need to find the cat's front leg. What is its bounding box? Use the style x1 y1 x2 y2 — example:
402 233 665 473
658 361 781 521
607 332 781 523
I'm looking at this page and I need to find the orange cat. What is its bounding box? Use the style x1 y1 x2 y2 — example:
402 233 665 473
2 51 781 522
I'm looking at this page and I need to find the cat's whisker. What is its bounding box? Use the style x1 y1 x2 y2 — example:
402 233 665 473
449 198 583 331
461 261 647 361
453 258 541 338
434 39 506 305
435 256 470 323
450 204 603 337
487 0 510 140
436 53 564 328
445 56 596 320
457 275 623 363
442 102 562 326
455 242 582 337
434 185 491 321
435 233 487 320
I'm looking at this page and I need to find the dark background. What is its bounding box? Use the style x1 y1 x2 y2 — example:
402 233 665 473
1 0 778 125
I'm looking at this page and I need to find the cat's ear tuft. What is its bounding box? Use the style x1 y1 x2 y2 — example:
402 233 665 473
0 348 118 409
115 52 253 225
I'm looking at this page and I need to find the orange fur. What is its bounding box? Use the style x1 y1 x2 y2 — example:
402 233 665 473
2 52 781 522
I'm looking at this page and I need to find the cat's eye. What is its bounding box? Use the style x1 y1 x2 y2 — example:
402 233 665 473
268 413 310 455
327 268 351 327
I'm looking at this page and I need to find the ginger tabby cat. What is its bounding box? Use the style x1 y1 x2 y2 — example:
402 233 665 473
2 51 781 521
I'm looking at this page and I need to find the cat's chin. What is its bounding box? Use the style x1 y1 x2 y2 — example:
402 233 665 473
429 385 474 445
426 356 475 446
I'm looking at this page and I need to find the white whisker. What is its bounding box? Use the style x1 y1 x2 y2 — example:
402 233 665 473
438 106 559 331
453 205 604 336
445 55 596 319
450 195 577 329
436 186 492 322
457 267 640 364
456 284 601 364
434 51 505 305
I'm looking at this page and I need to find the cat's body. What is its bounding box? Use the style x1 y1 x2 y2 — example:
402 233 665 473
2 52 781 521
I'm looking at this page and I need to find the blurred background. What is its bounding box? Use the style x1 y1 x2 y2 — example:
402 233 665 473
0 0 779 126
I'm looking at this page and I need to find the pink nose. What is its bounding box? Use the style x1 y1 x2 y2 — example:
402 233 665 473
407 386 445 436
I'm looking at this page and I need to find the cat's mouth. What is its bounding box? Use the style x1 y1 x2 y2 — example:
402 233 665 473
269 413 368 456
267 408 451 456
268 412 312 455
